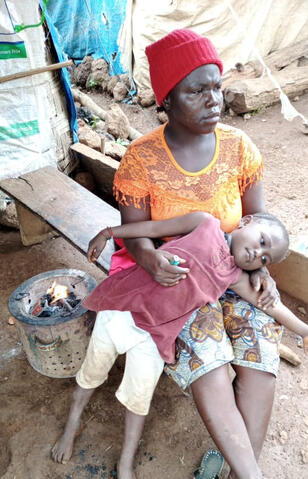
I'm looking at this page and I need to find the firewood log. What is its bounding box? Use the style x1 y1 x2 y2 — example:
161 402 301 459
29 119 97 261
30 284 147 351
279 343 302 366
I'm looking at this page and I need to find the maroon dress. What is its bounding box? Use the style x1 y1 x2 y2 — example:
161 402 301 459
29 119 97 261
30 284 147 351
83 217 242 363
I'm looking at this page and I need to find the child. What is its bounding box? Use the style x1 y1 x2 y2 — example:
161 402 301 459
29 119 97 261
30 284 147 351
52 211 308 478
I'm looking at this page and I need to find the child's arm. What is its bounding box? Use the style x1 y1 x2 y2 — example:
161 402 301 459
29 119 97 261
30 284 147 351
231 272 308 355
87 211 210 263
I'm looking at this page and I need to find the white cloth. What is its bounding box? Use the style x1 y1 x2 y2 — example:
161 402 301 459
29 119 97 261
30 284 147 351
76 311 164 415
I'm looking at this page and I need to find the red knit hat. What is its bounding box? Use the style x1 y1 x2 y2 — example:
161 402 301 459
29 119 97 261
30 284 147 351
145 29 223 106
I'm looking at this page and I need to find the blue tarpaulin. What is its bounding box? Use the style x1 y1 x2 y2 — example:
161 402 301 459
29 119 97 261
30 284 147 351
45 0 128 74
42 0 129 142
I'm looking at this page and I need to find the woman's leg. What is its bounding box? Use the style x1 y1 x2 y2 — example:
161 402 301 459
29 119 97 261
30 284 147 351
221 292 282 473
232 366 275 460
191 365 262 479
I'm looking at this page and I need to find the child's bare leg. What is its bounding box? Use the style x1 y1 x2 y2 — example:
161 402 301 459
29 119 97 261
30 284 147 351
117 409 146 479
51 385 95 464
190 365 262 479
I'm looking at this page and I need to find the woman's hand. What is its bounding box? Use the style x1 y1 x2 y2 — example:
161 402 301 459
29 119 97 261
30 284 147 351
249 268 279 310
87 232 108 263
138 248 189 286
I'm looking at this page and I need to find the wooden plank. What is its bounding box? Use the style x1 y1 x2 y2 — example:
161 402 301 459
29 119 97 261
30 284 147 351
0 166 120 272
70 142 118 197
269 238 308 304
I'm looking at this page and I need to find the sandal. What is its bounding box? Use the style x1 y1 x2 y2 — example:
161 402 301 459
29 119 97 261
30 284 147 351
193 449 224 479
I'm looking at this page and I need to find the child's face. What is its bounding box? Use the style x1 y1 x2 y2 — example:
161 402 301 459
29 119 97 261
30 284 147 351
230 220 287 271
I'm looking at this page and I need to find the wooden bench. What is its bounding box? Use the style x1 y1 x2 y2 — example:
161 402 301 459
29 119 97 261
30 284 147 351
0 166 120 272
1 165 306 366
1 162 308 304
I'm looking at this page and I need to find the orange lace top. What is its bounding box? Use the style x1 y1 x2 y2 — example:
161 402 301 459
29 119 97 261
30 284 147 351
113 123 263 233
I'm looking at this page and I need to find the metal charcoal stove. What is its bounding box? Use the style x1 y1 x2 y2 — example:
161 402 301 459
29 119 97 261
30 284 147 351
8 269 97 378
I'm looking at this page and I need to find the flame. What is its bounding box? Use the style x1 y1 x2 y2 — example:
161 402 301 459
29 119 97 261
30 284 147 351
47 281 68 303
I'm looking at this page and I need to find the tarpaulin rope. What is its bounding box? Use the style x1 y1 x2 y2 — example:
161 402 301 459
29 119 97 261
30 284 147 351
14 0 49 33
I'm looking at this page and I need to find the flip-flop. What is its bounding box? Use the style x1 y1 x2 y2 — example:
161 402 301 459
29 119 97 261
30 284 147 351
193 449 224 479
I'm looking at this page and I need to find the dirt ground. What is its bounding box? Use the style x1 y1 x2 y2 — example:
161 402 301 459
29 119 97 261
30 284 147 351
1 92 308 479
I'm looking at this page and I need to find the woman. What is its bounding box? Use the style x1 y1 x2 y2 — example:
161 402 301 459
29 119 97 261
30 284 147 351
113 29 280 479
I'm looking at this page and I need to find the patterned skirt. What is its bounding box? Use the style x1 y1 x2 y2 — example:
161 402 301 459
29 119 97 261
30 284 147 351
164 290 283 389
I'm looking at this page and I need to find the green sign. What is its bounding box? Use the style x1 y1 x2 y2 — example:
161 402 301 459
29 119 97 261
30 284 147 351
0 120 39 141
0 41 27 59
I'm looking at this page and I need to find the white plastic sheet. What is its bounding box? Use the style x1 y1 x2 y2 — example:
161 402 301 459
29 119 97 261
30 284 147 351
132 0 308 92
0 0 70 180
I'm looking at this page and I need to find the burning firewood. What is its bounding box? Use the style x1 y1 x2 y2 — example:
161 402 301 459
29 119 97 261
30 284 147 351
30 281 81 317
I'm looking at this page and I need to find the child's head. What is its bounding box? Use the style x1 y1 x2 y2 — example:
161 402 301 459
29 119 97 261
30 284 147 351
230 213 289 271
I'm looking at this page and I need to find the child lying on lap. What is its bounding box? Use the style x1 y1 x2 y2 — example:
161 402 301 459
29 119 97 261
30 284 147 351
52 211 307 478
85 211 308 361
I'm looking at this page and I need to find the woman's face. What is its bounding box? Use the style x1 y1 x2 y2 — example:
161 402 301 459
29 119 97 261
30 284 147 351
164 64 223 135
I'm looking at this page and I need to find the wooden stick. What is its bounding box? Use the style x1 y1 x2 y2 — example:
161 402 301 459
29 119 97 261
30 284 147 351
279 343 302 366
72 88 142 141
0 59 74 84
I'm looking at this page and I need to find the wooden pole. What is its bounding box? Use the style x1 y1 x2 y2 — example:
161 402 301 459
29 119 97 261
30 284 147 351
72 88 142 141
0 59 74 84
279 343 302 366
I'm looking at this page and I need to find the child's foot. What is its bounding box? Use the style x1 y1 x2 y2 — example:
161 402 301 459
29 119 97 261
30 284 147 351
51 421 81 464
117 461 136 479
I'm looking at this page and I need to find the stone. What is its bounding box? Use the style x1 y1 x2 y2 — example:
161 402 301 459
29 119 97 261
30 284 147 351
113 82 128 102
104 141 127 160
278 430 288 444
86 58 109 90
138 88 156 107
105 104 130 139
92 121 106 137
157 110 168 124
301 447 308 464
106 75 119 94
119 73 131 87
77 119 102 151
0 201 19 229
71 56 94 87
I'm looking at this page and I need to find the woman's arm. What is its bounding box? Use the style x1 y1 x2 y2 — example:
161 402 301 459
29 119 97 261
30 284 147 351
241 181 266 217
241 181 278 308
231 272 308 354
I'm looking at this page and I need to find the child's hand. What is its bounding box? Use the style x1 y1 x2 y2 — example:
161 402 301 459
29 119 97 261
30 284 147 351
87 232 108 263
303 336 308 356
